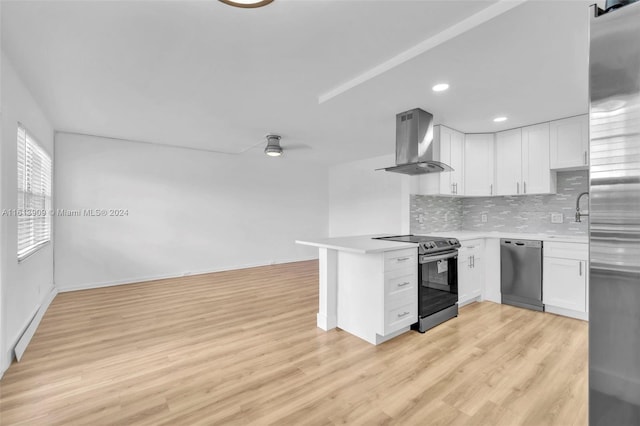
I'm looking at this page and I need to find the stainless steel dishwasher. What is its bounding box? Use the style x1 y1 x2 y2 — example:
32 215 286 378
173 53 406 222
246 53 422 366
500 239 543 311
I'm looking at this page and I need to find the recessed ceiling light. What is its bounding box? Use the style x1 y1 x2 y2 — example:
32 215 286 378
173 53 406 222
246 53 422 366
493 116 508 123
219 0 274 8
432 83 449 92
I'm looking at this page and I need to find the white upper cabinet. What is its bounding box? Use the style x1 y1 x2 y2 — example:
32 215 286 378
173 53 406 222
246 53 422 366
464 134 495 196
495 125 555 196
450 129 465 195
438 126 465 196
495 128 522 196
413 118 567 197
414 125 464 196
549 115 589 170
522 122 555 195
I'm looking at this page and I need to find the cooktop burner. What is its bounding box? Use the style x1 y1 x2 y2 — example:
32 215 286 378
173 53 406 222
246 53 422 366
375 234 460 255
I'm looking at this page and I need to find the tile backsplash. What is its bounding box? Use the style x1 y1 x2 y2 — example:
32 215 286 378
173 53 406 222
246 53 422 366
411 195 463 234
410 171 589 236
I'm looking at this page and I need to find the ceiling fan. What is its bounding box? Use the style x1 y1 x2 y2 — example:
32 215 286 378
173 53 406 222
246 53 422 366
238 134 311 157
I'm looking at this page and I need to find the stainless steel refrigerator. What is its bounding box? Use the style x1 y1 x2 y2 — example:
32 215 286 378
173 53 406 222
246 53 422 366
589 1 640 424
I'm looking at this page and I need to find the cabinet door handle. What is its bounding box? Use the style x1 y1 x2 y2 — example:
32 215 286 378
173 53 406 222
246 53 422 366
524 181 527 194
471 255 475 268
398 281 411 287
517 182 520 194
397 257 410 262
397 311 410 318
579 261 582 276
452 183 455 194
490 184 493 196
584 151 588 165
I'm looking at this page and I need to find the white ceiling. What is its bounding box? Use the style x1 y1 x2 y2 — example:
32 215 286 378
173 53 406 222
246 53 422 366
1 0 591 165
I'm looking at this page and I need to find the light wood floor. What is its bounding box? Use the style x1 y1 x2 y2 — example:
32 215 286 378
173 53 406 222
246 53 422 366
0 260 587 425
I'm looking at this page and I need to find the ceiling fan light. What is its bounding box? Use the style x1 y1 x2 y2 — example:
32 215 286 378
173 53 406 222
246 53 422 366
265 147 282 157
219 0 274 8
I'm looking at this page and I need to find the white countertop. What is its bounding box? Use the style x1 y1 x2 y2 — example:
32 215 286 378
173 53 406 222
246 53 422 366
297 231 587 254
296 234 418 254
423 231 588 244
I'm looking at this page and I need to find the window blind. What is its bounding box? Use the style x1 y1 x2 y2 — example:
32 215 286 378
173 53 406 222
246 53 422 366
17 124 52 261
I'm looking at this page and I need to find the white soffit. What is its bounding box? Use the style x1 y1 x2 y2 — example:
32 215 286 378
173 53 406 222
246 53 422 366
318 0 528 104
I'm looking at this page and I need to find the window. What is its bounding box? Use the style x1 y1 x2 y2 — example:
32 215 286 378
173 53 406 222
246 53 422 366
17 123 52 261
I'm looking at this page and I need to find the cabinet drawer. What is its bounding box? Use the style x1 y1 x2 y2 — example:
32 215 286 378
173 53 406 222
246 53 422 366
384 248 417 271
461 239 484 249
545 242 588 260
384 268 417 299
459 239 484 259
384 301 417 335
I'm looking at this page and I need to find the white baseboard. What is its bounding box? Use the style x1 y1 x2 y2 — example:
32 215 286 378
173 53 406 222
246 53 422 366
545 304 589 321
459 296 482 308
57 257 319 293
14 287 59 362
375 326 410 345
316 313 337 331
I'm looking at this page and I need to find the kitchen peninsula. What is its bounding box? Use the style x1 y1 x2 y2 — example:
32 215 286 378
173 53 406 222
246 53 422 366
296 235 420 345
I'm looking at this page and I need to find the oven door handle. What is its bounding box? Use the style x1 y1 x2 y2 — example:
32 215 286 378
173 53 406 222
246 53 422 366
420 251 458 263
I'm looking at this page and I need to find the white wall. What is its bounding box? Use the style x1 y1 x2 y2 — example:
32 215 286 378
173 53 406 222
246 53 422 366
0 52 55 373
54 133 328 291
329 154 410 237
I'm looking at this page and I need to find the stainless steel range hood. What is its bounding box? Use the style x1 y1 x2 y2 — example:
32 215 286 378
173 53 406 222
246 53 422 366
378 108 453 175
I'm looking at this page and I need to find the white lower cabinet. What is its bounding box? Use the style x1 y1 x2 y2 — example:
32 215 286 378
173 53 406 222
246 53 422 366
382 266 418 335
482 238 502 303
337 247 417 345
543 242 588 320
457 239 484 306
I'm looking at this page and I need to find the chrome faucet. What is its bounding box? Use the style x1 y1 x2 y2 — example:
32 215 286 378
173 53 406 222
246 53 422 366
575 191 589 223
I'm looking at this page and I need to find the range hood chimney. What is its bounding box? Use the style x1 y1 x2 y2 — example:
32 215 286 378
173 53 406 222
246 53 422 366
378 108 453 175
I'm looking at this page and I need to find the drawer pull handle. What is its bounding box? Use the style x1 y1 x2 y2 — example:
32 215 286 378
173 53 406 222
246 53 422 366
397 257 410 261
398 281 411 287
397 311 410 318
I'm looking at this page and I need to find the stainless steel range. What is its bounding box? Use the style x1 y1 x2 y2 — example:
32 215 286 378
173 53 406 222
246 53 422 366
375 235 461 332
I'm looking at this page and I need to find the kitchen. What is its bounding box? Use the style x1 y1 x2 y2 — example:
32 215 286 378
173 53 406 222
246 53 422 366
0 0 638 425
298 107 591 342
